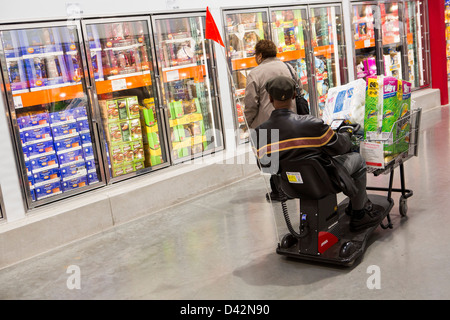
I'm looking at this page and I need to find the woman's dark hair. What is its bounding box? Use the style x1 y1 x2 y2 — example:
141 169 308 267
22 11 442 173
254 40 277 59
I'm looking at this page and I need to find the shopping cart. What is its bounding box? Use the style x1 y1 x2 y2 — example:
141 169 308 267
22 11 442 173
357 107 422 228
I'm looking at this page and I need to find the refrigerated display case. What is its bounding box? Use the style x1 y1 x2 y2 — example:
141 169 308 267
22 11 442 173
405 0 430 88
223 9 269 142
309 4 347 116
152 13 223 163
82 17 169 181
352 3 378 78
270 7 311 103
0 21 105 209
380 2 404 80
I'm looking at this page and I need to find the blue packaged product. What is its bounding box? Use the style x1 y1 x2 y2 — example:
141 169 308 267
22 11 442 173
26 140 55 158
79 131 92 145
49 109 75 125
52 121 78 139
35 181 61 200
73 105 88 119
87 171 99 184
85 159 96 172
57 148 84 165
76 118 90 132
23 56 48 88
82 144 94 159
18 29 45 55
32 167 60 185
17 115 31 129
25 160 32 176
23 126 52 143
28 112 49 127
61 175 87 192
30 153 58 171
60 162 87 180
54 135 81 153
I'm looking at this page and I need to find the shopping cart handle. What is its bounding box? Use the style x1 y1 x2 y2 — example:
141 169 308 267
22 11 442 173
338 124 360 135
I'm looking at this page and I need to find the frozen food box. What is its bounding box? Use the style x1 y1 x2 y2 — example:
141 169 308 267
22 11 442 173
35 181 62 200
61 175 87 192
131 140 144 162
60 162 87 180
106 122 122 143
146 131 160 149
122 142 134 163
122 162 135 175
99 99 120 122
109 143 125 167
82 144 94 159
133 160 145 172
125 96 140 119
115 98 129 121
142 98 156 126
85 159 96 172
23 126 52 143
17 114 31 129
119 120 131 142
129 118 142 141
76 118 90 133
57 148 84 165
87 171 99 185
79 131 92 145
52 121 78 138
26 140 55 158
49 109 75 125
54 135 81 153
32 167 60 185
7 59 28 91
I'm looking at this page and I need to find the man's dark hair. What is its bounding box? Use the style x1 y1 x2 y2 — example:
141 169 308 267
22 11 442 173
254 40 277 59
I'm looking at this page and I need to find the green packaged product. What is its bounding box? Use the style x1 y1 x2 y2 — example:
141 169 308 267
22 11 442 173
364 76 382 140
381 76 399 155
395 80 412 154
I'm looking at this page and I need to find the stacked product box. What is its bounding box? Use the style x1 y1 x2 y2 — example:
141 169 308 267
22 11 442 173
3 30 28 92
99 96 145 177
364 76 412 161
141 98 162 166
18 110 62 201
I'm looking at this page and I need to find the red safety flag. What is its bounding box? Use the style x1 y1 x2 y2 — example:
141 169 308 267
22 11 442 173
205 7 224 47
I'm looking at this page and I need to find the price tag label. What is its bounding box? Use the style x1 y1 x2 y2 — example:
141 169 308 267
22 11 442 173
111 78 127 91
364 39 371 48
166 70 179 82
361 141 384 169
13 95 23 109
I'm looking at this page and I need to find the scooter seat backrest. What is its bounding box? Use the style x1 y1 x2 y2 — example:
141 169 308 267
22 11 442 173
278 157 339 200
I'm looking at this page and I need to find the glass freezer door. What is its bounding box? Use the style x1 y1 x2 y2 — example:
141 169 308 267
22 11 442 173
223 9 269 143
380 2 405 80
83 18 169 181
352 3 378 79
153 14 223 163
0 22 104 208
309 5 347 117
270 7 311 104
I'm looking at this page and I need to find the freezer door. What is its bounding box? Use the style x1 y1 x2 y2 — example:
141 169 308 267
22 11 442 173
0 22 105 209
223 9 269 143
153 14 224 163
83 17 170 181
269 7 311 109
309 5 348 118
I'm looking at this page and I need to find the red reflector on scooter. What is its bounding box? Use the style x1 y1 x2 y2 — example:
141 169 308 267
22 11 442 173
318 231 339 254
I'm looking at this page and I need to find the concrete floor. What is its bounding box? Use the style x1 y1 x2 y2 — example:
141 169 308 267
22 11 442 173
0 105 449 300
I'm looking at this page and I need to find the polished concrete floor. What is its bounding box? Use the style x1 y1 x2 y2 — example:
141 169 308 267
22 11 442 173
0 105 449 300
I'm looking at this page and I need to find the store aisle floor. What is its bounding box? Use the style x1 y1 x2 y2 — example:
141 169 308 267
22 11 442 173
1 105 450 300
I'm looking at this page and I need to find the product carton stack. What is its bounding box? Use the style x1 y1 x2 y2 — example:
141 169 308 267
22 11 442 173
141 98 163 167
364 75 412 163
99 96 144 177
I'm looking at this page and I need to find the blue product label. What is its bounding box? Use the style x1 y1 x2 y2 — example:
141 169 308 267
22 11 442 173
23 126 52 143
60 163 87 179
76 119 90 132
61 175 87 192
82 145 94 158
87 172 99 184
35 181 62 200
79 131 92 145
58 148 84 165
50 109 75 124
73 105 88 119
30 153 58 171
85 159 96 171
32 167 60 185
52 121 78 138
54 135 81 153
27 140 55 158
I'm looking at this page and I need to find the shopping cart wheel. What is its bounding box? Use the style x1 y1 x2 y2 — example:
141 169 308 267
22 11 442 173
399 196 408 217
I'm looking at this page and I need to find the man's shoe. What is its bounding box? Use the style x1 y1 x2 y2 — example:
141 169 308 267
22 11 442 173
350 203 384 232
266 192 288 202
